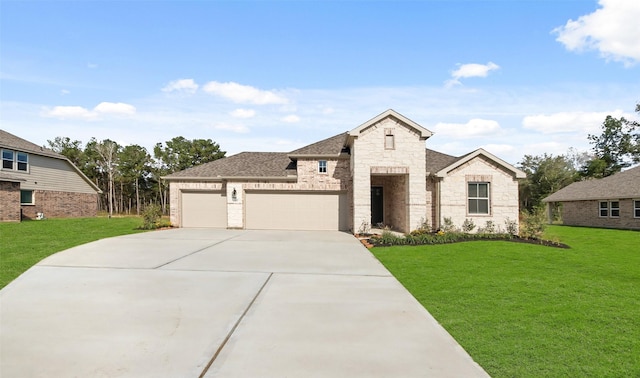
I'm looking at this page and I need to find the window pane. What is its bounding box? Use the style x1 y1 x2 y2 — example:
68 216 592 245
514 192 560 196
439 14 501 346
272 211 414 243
478 199 489 214
478 183 488 198
20 190 33 204
17 162 27 171
17 152 28 163
468 183 478 197
2 160 12 169
2 150 13 160
469 199 478 213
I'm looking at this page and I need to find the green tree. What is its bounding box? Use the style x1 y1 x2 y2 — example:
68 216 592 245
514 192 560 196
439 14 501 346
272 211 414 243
153 136 226 173
119 145 151 215
47 137 84 167
518 153 578 213
583 103 640 178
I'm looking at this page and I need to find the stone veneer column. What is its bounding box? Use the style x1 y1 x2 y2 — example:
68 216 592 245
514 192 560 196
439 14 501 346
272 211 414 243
226 182 244 228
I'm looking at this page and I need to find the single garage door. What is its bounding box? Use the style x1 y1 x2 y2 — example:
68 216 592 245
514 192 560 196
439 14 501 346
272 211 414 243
181 191 227 228
245 191 348 231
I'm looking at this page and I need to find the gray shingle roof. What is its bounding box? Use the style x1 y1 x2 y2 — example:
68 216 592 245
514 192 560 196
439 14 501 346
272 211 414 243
289 132 348 156
164 152 297 179
543 165 640 202
0 130 64 160
425 149 460 174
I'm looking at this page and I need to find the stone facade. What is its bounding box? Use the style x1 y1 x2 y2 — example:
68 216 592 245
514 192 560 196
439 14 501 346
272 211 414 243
0 181 21 222
20 190 98 220
351 117 427 233
438 156 520 232
561 199 640 230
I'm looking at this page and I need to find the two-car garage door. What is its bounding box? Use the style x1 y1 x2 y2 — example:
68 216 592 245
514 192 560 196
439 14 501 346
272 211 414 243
245 191 348 231
246 191 349 231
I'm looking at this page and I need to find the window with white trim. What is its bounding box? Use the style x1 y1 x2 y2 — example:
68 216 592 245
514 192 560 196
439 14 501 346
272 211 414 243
468 182 490 215
610 201 620 217
318 160 327 174
1 149 28 172
20 190 34 205
599 201 609 217
2 149 13 169
634 200 640 218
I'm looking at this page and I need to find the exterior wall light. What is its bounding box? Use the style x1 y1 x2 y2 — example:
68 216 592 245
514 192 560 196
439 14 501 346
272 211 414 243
232 188 237 202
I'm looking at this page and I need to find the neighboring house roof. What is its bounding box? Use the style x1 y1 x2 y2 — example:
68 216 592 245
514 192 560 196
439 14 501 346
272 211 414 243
288 132 348 157
0 129 64 160
433 148 526 179
348 109 433 140
543 165 640 202
163 152 297 181
0 129 102 193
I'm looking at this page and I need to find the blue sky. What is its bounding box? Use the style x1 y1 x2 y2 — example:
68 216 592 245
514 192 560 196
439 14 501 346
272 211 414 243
1 0 639 164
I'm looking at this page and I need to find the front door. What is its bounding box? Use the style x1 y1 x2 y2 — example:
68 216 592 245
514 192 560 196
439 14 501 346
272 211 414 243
371 186 383 226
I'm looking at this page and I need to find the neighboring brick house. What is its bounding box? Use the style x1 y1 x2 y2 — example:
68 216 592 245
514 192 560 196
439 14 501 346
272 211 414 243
543 165 640 230
0 130 102 222
164 110 525 233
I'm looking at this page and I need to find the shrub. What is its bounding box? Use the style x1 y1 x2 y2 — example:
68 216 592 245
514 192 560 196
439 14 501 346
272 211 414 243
441 217 457 232
141 203 163 230
462 218 476 233
504 217 518 235
479 220 496 234
357 220 371 235
519 207 547 239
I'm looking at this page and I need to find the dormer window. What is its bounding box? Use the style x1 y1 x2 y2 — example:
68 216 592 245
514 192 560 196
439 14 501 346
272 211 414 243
384 129 395 150
1 149 28 172
318 160 327 174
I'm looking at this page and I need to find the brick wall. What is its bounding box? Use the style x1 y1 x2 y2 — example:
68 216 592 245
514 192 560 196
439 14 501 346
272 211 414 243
20 190 98 220
0 181 21 222
561 199 640 230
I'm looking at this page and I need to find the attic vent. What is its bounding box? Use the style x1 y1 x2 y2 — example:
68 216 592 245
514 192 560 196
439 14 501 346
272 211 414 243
384 128 395 150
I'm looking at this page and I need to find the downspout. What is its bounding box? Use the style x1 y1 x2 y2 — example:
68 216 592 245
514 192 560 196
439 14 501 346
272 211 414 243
435 178 441 231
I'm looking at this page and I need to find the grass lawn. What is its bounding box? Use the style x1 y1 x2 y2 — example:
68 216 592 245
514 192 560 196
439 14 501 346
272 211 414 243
0 217 148 289
372 225 640 378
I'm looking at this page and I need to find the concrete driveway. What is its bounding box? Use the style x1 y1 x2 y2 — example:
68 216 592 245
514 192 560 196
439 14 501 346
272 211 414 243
1 229 489 377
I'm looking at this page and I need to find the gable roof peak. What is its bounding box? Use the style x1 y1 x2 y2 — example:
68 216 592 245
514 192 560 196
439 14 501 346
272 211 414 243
348 109 433 140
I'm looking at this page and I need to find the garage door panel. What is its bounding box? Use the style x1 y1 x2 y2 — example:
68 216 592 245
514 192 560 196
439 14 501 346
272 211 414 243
181 191 227 228
246 192 348 231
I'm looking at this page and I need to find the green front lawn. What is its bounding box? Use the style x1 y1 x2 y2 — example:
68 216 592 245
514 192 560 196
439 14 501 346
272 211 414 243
372 225 640 378
0 217 148 289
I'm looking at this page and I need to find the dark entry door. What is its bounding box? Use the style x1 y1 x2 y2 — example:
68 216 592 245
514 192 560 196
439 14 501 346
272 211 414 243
371 186 383 226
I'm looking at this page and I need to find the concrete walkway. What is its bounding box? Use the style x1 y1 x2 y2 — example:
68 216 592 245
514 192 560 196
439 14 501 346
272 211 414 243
1 229 489 377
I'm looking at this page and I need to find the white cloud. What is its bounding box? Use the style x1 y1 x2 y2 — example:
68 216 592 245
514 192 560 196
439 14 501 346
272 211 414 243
87 63 98 69
60 89 70 95
43 102 136 120
553 0 640 66
230 108 256 118
480 144 516 156
202 81 288 105
44 106 96 120
162 79 199 94
446 62 500 87
282 114 300 123
94 102 136 115
213 123 250 134
522 110 630 134
433 118 501 139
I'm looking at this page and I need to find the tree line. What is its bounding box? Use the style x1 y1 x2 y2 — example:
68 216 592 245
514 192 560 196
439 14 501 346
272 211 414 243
518 103 640 216
48 136 225 217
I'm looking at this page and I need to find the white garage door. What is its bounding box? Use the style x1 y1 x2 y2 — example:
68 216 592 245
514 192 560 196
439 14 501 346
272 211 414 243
245 191 348 231
181 191 227 228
